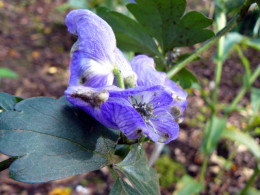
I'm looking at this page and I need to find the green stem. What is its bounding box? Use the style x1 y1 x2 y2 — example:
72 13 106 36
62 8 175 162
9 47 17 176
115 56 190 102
240 165 259 195
212 11 226 111
199 155 209 184
113 66 125 89
166 0 257 78
234 45 251 87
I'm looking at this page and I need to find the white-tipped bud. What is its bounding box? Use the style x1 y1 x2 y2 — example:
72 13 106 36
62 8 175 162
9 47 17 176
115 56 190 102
124 73 137 88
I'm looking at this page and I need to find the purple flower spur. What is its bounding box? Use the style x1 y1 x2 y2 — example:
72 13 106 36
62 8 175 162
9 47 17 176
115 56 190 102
65 9 136 88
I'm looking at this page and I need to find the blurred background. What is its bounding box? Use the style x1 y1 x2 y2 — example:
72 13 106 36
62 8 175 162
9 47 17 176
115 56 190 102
0 0 259 194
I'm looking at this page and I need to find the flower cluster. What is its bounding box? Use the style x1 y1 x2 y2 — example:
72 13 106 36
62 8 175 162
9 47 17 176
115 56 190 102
64 9 187 143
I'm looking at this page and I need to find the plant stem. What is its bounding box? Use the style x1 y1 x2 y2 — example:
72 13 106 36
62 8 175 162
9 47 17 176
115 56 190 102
149 143 165 166
240 165 259 194
113 66 125 89
212 11 226 111
199 155 209 184
166 0 257 79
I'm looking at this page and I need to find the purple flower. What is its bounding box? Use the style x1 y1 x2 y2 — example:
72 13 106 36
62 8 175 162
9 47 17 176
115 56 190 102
66 9 136 88
65 85 180 143
64 10 188 144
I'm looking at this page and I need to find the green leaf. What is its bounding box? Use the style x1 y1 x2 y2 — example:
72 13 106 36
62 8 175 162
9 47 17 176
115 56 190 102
127 0 214 53
251 88 260 114
244 38 260 51
219 32 260 62
115 144 160 195
68 0 88 9
0 68 18 79
174 175 203 195
246 187 260 195
0 96 119 183
218 32 243 62
172 68 198 89
115 144 131 159
222 128 260 161
0 92 23 111
201 116 227 155
110 177 139 195
97 7 160 56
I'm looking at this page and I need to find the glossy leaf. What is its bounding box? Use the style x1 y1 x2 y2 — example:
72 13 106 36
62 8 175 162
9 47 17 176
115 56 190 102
0 96 119 183
174 175 203 195
0 68 18 79
110 177 139 195
0 92 23 111
127 0 214 53
201 116 227 155
251 88 260 114
115 144 160 195
97 7 160 56
222 128 260 161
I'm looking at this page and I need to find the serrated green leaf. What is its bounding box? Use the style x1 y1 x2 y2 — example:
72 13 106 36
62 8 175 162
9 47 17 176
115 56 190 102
0 96 119 183
0 92 23 111
172 68 198 89
96 7 160 56
174 175 203 195
201 116 227 155
127 0 214 53
110 177 139 195
0 68 18 79
251 88 260 114
115 144 160 195
222 128 260 161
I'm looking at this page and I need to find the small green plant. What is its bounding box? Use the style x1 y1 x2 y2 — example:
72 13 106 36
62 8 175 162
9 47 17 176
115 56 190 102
0 68 18 79
155 154 186 187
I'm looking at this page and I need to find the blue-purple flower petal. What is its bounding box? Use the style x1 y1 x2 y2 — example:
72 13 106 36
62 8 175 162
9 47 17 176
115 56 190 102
102 102 147 139
69 51 114 87
148 109 179 143
130 55 166 87
130 55 188 100
65 85 118 129
66 9 116 62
